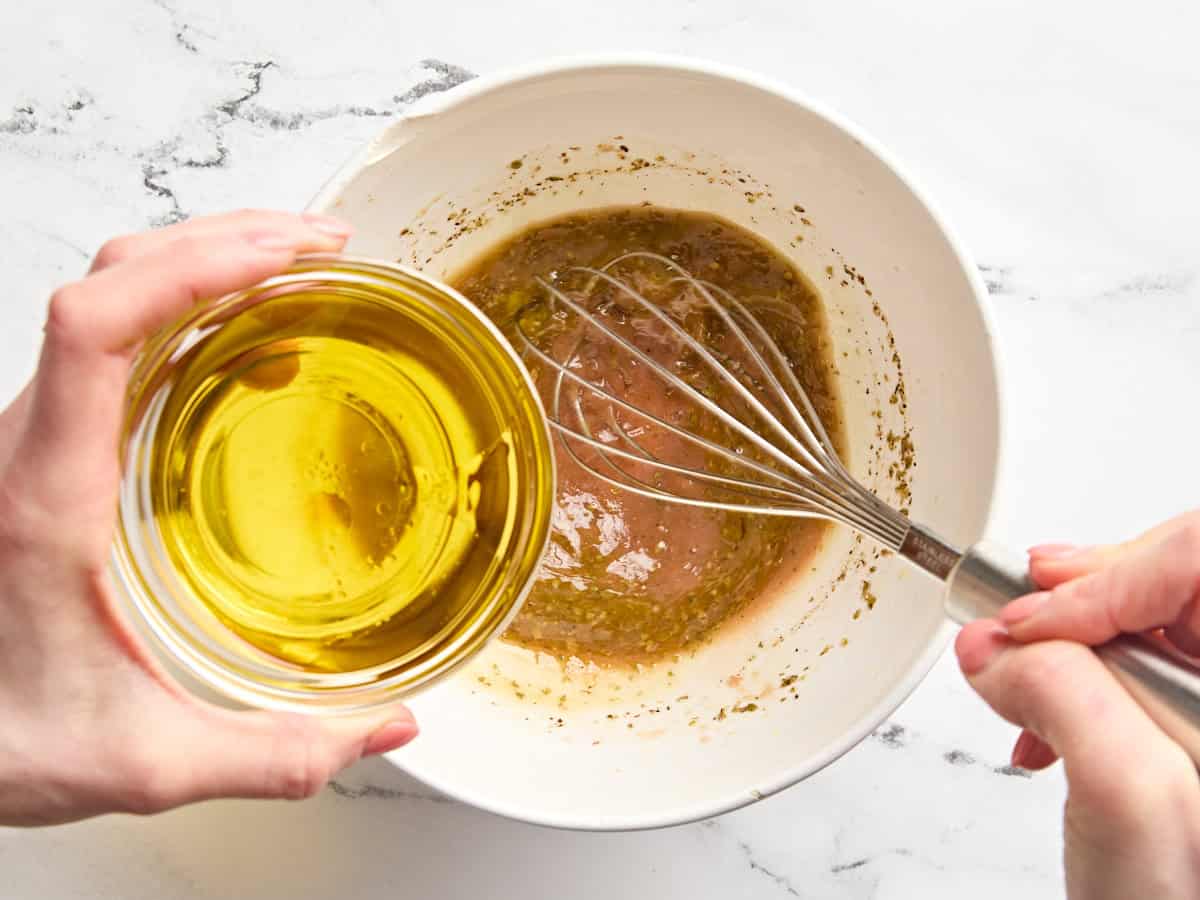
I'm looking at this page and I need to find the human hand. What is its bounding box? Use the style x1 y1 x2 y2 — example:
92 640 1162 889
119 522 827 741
0 211 418 827
956 512 1200 899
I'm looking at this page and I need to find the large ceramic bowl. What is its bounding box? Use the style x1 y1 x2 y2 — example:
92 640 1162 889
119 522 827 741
308 55 1002 830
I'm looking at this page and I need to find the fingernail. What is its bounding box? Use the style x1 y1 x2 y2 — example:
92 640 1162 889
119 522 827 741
248 231 299 250
1011 730 1036 769
1028 543 1091 560
956 622 1010 676
362 717 419 756
999 591 1050 627
301 213 354 238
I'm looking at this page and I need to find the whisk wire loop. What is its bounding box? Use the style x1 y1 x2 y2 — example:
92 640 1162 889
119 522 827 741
513 254 910 550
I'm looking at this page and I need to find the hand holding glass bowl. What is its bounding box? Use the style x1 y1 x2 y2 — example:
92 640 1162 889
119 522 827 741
0 212 467 826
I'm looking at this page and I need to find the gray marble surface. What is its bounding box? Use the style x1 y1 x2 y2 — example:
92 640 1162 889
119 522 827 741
1 1 1198 897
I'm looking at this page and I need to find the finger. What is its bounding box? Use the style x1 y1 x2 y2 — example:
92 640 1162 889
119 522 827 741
88 210 353 272
1028 512 1200 588
955 621 1198 835
157 704 419 806
1029 545 1115 589
11 232 324 515
1011 728 1059 770
1003 523 1200 654
64 227 347 353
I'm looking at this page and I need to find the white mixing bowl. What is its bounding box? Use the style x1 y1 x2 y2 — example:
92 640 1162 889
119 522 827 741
308 55 1002 830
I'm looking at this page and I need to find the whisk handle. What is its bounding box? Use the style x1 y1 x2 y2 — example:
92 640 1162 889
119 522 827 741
941 540 1032 623
945 540 1200 767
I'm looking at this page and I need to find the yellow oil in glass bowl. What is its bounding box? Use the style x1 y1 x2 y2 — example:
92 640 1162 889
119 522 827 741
113 257 555 711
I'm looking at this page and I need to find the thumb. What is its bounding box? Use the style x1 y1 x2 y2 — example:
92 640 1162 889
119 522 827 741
11 235 299 515
159 703 419 806
1003 521 1200 655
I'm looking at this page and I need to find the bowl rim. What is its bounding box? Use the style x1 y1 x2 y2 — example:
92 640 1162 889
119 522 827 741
308 52 1006 831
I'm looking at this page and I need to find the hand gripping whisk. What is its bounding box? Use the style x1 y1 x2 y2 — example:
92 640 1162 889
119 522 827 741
513 252 1200 765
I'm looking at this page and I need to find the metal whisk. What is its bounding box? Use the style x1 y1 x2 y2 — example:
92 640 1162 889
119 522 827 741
513 251 1200 763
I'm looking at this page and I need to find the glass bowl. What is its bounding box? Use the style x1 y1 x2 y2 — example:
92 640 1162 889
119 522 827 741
112 255 555 713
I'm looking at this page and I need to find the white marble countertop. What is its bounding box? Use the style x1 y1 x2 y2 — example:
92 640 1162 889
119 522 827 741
2 1 1198 897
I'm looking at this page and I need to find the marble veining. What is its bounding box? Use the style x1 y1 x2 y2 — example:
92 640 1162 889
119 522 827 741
134 56 474 226
2 0 1199 897
326 779 455 805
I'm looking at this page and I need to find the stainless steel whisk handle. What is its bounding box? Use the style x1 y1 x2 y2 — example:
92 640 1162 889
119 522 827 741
944 540 1200 767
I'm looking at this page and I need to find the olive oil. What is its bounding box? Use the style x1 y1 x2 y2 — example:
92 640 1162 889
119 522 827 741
149 287 531 672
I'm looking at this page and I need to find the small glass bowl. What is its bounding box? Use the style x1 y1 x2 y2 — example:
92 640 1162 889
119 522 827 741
112 256 555 713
